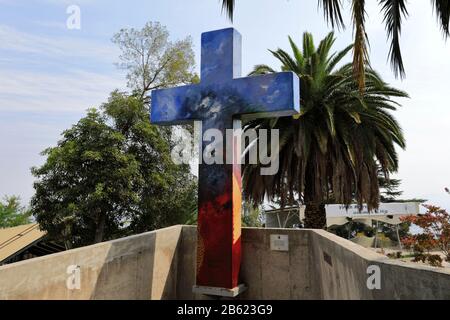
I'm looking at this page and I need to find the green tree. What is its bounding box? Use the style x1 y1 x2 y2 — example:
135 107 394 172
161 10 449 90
31 109 142 248
112 21 196 102
0 196 32 228
111 21 198 222
31 95 198 248
242 32 407 229
220 0 450 90
31 22 198 248
101 91 197 233
378 173 403 203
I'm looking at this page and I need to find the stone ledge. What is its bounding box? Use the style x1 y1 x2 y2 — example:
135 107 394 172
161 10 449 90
192 284 247 298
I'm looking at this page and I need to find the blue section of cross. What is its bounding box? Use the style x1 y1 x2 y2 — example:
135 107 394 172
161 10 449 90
151 28 300 126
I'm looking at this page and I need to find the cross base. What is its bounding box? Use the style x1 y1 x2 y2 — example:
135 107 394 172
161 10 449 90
192 284 247 298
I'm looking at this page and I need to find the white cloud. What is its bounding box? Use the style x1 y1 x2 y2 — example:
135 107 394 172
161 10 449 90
0 24 119 61
32 20 68 30
0 24 125 113
0 68 125 112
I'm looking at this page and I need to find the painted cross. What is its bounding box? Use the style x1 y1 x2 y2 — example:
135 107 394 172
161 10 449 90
151 28 300 291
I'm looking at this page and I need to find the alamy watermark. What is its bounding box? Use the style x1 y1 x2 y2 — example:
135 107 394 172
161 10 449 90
172 122 280 176
66 5 81 30
366 265 381 290
171 122 280 176
66 265 81 290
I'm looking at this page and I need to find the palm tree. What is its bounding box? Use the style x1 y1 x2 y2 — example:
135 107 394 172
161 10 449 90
220 0 450 90
242 32 407 228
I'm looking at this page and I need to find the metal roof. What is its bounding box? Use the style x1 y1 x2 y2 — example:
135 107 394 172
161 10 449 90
0 223 46 263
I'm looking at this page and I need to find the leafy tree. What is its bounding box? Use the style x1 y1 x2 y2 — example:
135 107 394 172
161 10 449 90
220 0 450 90
101 91 197 233
31 22 198 248
0 196 32 228
112 22 196 102
242 32 406 229
31 109 142 248
31 94 198 248
379 174 403 202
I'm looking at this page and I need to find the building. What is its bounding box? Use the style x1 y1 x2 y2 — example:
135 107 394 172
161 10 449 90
264 202 422 248
264 202 421 229
0 223 65 266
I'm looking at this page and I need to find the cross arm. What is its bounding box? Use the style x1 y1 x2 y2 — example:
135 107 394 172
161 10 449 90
231 71 300 119
150 84 201 125
150 72 300 125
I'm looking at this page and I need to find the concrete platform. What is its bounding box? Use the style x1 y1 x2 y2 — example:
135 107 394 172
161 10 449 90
1 225 450 300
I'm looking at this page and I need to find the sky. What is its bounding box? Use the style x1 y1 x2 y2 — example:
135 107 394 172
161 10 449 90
0 0 449 210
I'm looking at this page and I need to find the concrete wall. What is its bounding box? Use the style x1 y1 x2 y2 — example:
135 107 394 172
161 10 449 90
1 225 450 300
0 225 183 300
310 230 450 300
239 228 321 299
174 226 322 300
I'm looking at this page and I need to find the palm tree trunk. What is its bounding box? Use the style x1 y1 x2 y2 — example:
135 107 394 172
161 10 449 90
303 175 327 229
304 202 327 229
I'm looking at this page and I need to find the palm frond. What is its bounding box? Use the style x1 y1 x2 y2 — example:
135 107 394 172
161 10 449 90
318 0 346 30
269 49 299 73
221 0 235 22
249 64 276 76
219 0 448 84
317 32 336 64
326 44 353 73
288 36 305 68
302 32 316 58
432 0 450 37
380 0 409 79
